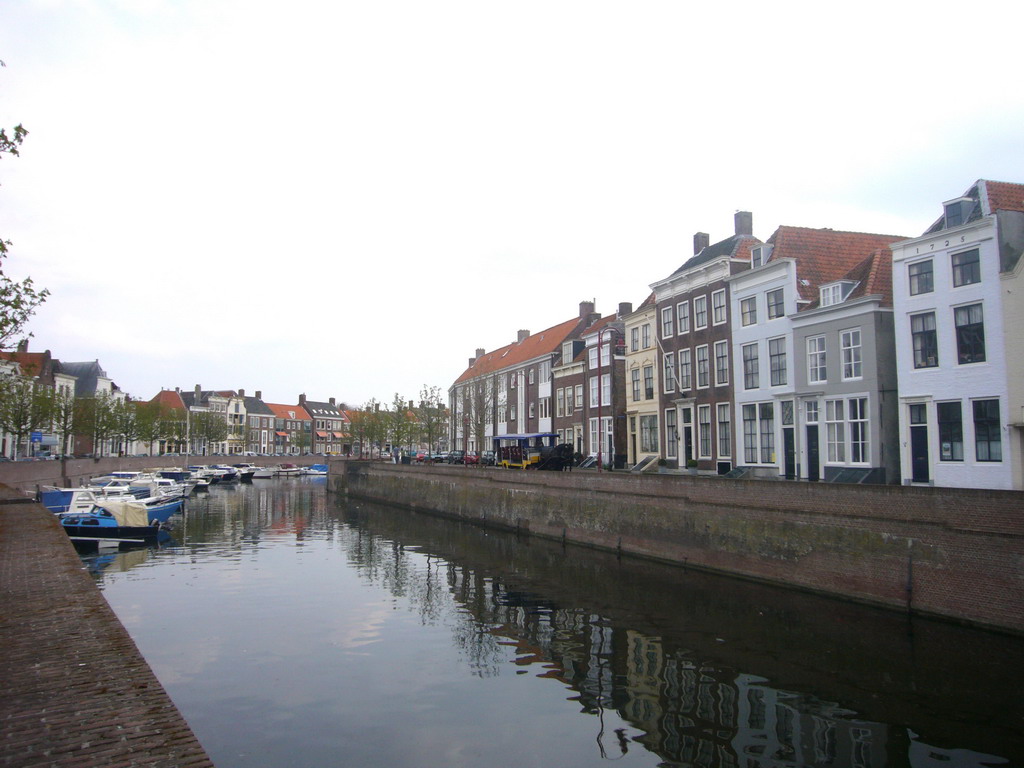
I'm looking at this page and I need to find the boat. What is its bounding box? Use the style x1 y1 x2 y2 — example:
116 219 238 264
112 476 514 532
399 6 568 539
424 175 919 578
301 464 328 476
59 499 162 546
40 486 136 514
275 463 302 476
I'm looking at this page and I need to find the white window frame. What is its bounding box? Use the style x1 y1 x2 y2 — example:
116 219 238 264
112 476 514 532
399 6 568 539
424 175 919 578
696 344 710 389
677 301 690 334
807 335 826 384
694 295 708 329
678 348 692 391
714 340 729 386
841 328 862 380
697 404 712 458
661 306 675 338
740 296 757 327
712 289 727 325
717 403 731 458
663 351 676 393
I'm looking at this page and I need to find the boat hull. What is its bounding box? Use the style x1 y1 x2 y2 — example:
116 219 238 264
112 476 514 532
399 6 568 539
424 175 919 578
62 524 160 545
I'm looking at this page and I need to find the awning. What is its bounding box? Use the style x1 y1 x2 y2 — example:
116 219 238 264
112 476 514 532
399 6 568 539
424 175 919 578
275 431 288 437
316 431 328 437
333 432 344 438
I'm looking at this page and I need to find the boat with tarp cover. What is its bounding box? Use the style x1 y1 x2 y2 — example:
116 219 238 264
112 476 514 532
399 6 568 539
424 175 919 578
59 498 162 545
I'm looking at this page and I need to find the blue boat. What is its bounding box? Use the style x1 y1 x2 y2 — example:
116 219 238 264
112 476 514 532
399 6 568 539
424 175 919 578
59 500 162 546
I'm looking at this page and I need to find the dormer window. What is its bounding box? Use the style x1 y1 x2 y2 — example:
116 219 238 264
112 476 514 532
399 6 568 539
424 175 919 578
751 244 772 268
943 197 972 229
820 281 856 307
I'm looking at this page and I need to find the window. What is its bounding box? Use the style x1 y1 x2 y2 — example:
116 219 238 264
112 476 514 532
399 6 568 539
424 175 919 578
694 296 708 329
973 399 1001 461
698 405 711 457
912 313 938 368
539 360 551 382
678 349 692 391
556 388 565 418
677 302 690 334
600 341 611 366
841 329 862 380
937 401 963 461
758 403 775 464
630 327 639 352
717 403 731 458
909 260 934 295
955 303 985 363
639 415 659 453
642 324 651 349
714 340 729 386
741 297 757 326
589 377 599 407
574 385 583 412
529 368 535 385
806 400 819 424
661 307 675 338
767 288 785 319
631 369 641 401
826 399 845 462
642 366 653 400
712 290 727 324
952 249 980 287
769 337 787 386
807 336 826 383
510 405 517 421
849 397 868 463
665 409 677 458
696 345 709 388
751 245 770 268
742 343 759 389
663 352 676 393
602 373 611 406
529 402 536 418
820 284 843 307
743 404 758 463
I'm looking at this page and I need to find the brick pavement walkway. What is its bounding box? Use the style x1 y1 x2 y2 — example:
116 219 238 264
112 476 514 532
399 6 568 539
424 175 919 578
1 489 215 767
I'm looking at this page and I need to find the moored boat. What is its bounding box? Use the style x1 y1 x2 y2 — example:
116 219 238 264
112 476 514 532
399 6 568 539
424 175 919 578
59 500 161 546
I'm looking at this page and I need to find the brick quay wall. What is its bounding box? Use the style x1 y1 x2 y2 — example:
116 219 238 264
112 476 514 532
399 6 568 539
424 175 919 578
0 487 214 767
328 460 1024 636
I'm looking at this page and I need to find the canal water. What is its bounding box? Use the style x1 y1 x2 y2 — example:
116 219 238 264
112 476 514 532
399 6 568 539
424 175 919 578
78 479 1023 768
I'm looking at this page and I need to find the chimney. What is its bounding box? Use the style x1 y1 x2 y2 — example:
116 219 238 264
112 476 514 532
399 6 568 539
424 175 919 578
16 339 28 353
408 400 414 411
517 330 530 343
255 390 262 400
469 357 477 368
238 388 245 398
329 397 335 406
475 347 485 359
618 302 633 318
579 300 595 319
735 210 753 236
299 393 306 405
693 232 710 255
194 384 201 396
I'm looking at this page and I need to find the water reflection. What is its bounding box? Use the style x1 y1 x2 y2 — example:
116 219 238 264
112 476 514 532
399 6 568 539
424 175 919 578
79 482 1022 768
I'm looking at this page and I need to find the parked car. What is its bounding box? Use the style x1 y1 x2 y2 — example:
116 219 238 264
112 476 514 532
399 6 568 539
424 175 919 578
430 452 447 463
414 452 428 462
464 451 480 465
446 450 465 464
480 450 496 466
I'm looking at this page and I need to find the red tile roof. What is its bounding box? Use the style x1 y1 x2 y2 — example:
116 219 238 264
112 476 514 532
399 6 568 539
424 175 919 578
766 226 905 303
149 389 186 411
984 180 1024 214
453 316 585 385
266 403 311 420
0 351 50 379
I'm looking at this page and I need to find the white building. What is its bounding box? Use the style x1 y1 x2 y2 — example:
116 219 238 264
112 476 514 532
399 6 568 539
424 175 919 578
890 180 1024 490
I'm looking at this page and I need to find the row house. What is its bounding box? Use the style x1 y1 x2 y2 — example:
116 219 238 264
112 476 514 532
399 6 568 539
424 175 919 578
242 390 276 454
449 301 605 455
727 227 904 482
622 295 658 466
650 212 760 472
556 309 629 466
891 180 1024 490
298 394 350 455
180 386 247 455
265 402 312 454
0 340 79 457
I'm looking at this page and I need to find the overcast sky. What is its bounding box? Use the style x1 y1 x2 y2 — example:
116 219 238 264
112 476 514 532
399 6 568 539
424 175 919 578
2 0 1022 407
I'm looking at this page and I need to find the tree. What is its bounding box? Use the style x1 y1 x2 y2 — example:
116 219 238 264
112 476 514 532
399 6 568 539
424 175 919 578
1 90 49 350
388 393 417 452
74 391 119 457
134 401 166 455
0 373 52 458
292 427 311 454
416 385 448 452
50 385 75 457
191 411 228 455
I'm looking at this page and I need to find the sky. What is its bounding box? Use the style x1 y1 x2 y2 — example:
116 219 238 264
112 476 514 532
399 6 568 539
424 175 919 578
1 0 1023 408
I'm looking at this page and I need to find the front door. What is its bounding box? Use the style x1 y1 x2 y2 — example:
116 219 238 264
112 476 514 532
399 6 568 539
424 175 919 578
783 427 796 480
909 403 929 483
911 426 929 483
806 425 820 482
680 407 693 466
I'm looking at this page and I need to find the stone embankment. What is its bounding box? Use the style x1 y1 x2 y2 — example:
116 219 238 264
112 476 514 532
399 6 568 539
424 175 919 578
0 487 215 767
329 459 1024 635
